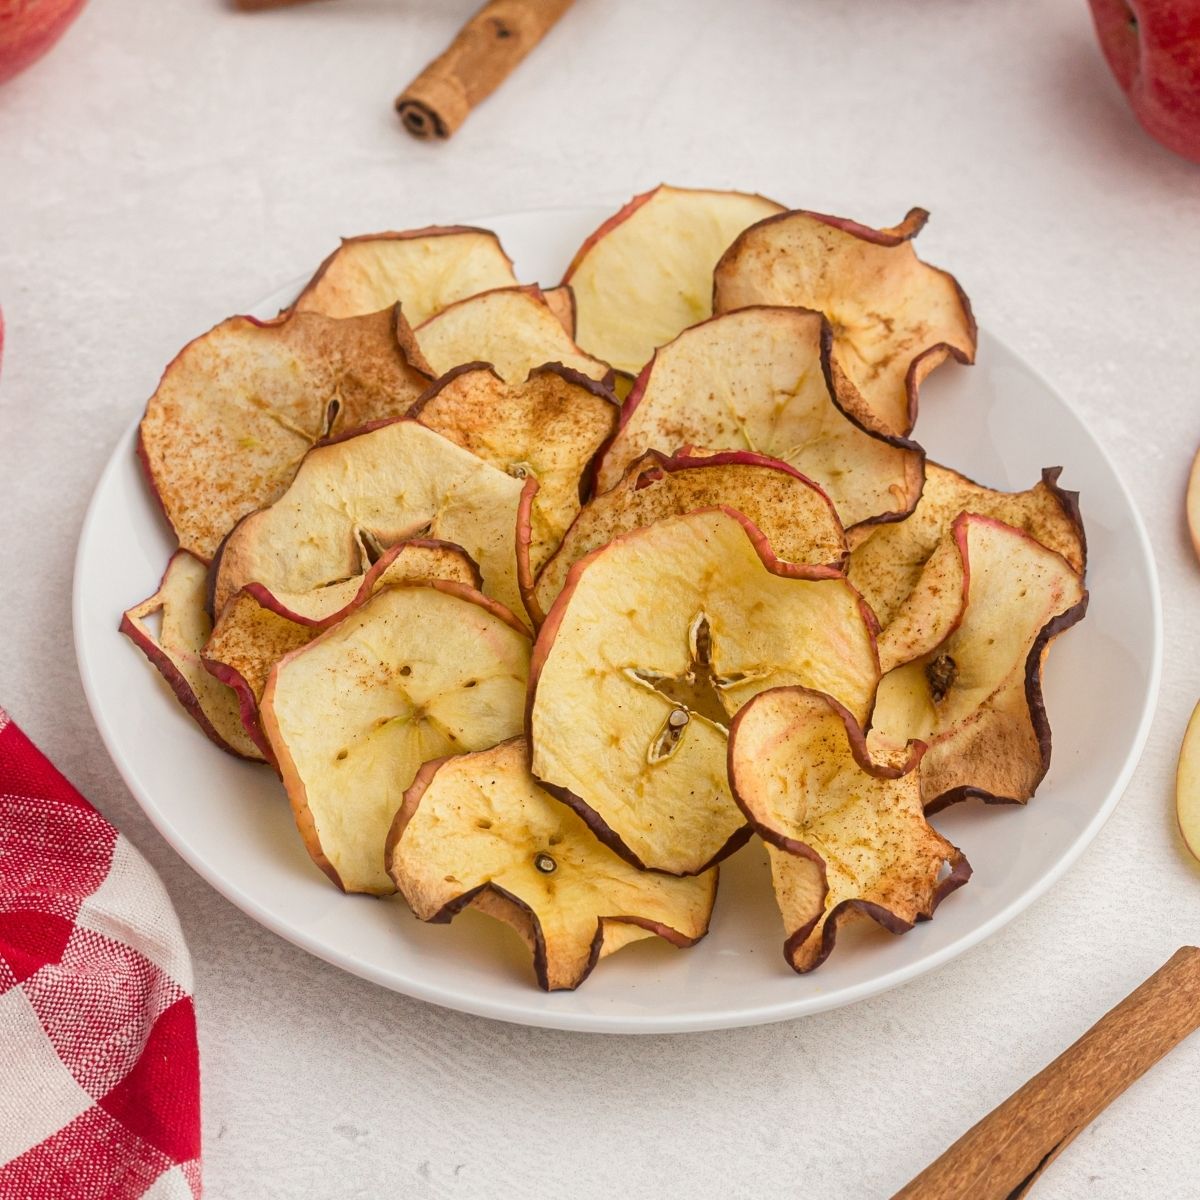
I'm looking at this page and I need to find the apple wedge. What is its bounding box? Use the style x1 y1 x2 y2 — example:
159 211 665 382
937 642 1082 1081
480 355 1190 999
1176 699 1200 864
291 227 518 324
120 551 264 761
1187 445 1200 565
869 513 1087 810
526 448 848 626
848 463 1086 628
713 208 976 436
210 418 526 619
728 686 969 972
563 185 785 374
414 286 611 383
593 307 925 528
138 305 433 561
528 507 880 875
260 581 532 894
387 738 716 990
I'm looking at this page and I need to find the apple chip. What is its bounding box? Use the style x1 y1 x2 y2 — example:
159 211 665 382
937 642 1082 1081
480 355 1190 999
849 463 1086 627
410 363 618 579
563 185 785 374
387 738 716 990
713 208 976 436
260 581 531 894
210 419 525 619
528 507 880 875
542 285 576 337
526 449 848 626
728 686 969 972
292 227 518 324
869 513 1088 810
593 307 925 528
414 286 610 382
120 551 264 762
138 305 433 560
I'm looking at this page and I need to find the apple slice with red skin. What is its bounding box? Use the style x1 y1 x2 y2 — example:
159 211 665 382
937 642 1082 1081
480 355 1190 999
260 580 532 894
593 306 925 530
869 513 1088 811
542 285 576 338
387 738 717 990
291 227 519 324
528 507 880 876
120 551 265 762
138 304 433 561
728 686 970 972
563 185 786 375
713 208 976 437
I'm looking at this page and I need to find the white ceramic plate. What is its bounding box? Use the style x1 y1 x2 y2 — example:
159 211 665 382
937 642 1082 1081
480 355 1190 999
74 205 1161 1033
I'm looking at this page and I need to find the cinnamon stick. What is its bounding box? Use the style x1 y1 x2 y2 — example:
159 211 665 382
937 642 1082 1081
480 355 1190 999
893 947 1200 1199
396 0 574 140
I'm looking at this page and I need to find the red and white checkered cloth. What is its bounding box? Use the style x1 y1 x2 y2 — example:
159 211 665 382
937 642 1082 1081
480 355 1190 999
0 706 201 1199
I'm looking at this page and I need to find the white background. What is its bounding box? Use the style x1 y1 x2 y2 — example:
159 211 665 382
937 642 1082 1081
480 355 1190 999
2 1 1199 1196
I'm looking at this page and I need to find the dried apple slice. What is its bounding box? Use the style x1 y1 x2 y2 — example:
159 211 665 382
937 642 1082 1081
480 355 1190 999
291 227 518 324
120 551 264 761
593 307 924 529
563 185 785 374
387 738 716 990
542 285 576 337
528 507 880 875
138 305 433 560
414 286 611 382
260 581 531 894
1176 699 1200 864
526 448 848 626
869 513 1088 810
410 363 618 578
848 462 1086 628
713 208 976 436
728 686 969 972
210 418 525 619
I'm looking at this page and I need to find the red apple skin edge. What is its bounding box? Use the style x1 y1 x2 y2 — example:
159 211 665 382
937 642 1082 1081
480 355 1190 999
0 0 89 86
1088 0 1200 164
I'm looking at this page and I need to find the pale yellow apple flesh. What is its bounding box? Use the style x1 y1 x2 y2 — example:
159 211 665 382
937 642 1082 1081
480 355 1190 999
1175 699 1200 864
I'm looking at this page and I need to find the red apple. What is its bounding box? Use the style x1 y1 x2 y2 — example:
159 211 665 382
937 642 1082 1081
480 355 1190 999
1089 0 1200 163
0 0 88 85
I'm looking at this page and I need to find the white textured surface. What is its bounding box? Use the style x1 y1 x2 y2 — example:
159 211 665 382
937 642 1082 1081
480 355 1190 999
0 0 1197 1196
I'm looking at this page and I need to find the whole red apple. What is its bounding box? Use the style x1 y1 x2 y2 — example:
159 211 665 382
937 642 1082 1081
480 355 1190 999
0 0 88 85
1089 0 1200 163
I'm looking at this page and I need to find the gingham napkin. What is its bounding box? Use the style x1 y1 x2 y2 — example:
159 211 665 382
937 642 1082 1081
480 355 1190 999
0 706 201 1198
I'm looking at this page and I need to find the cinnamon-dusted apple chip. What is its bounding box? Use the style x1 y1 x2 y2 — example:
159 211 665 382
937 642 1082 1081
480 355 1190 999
138 306 433 560
564 185 785 374
849 463 1086 628
593 307 924 528
713 208 976 436
528 508 880 875
292 227 518 324
387 738 716 990
120 551 264 762
260 581 531 894
525 449 848 626
414 286 611 382
869 513 1087 810
728 687 969 972
210 419 525 619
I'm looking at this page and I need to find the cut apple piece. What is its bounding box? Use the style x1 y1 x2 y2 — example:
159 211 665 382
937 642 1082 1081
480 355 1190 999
563 185 785 375
1187 445 1200 566
120 551 264 761
260 581 531 894
210 418 526 619
849 462 1086 628
138 305 433 560
1176 699 1200 865
729 686 969 972
869 513 1087 810
543 284 576 338
291 227 518 325
528 507 880 875
713 207 976 436
593 307 925 528
414 286 611 383
410 363 618 578
387 738 716 990
527 448 848 626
